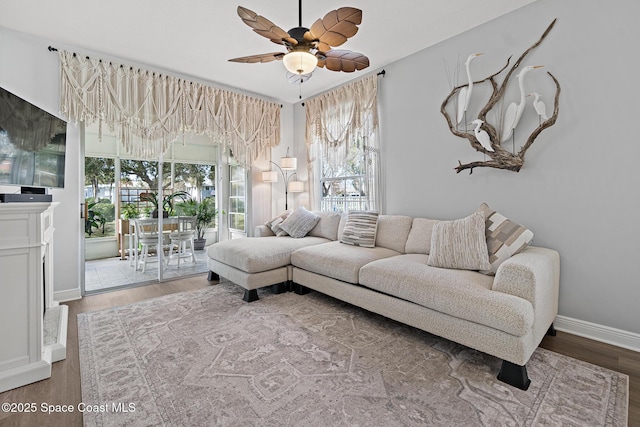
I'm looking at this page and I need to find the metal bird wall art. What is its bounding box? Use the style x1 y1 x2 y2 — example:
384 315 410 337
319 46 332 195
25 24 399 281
440 19 561 174
470 119 494 152
457 53 483 126
528 92 548 122
501 65 544 143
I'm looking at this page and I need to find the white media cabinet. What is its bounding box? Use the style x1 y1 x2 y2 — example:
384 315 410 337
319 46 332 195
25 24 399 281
0 202 68 392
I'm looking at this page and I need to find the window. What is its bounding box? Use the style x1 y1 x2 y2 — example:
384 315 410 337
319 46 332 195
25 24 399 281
319 136 372 213
228 164 246 232
306 74 381 213
84 156 115 237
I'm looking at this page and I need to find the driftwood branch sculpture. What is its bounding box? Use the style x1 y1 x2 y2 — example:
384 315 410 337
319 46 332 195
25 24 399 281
441 19 560 174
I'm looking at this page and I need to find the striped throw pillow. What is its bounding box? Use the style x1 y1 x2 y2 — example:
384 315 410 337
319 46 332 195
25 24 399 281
427 212 491 271
340 211 379 248
265 211 291 236
477 203 534 275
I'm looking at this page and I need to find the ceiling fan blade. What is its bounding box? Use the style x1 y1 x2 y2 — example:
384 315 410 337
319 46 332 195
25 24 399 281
309 7 362 48
237 6 291 45
322 49 369 72
228 52 285 64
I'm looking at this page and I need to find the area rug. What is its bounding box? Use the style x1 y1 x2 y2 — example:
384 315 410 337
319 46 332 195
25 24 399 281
78 283 628 426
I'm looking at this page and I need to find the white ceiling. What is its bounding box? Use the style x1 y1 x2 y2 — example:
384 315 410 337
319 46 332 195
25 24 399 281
0 0 537 104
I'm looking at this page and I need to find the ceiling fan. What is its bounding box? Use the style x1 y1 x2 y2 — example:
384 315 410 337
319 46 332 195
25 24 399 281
228 1 370 78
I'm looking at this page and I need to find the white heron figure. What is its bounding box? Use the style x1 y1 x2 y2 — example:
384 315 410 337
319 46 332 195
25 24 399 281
470 119 494 152
528 92 548 121
456 53 484 125
501 65 544 142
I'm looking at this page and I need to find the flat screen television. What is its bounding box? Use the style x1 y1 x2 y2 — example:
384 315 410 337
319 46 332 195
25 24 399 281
0 86 67 189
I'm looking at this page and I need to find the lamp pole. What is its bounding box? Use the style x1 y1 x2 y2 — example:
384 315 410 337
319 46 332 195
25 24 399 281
269 161 297 210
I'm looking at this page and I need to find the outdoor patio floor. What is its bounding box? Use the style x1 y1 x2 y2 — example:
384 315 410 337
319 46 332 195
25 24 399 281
85 248 210 292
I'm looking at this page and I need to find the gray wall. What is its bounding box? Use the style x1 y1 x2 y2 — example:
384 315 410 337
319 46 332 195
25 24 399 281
292 0 640 335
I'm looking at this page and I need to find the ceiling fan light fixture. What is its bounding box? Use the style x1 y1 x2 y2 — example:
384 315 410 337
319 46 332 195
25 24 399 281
283 51 318 75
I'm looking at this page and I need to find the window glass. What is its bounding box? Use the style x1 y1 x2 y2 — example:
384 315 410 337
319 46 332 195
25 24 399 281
229 164 246 232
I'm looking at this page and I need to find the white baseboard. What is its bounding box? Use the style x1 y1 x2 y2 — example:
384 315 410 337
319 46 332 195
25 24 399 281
554 315 640 353
54 288 82 302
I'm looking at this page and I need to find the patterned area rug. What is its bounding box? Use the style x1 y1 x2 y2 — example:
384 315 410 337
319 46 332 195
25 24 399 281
78 284 628 426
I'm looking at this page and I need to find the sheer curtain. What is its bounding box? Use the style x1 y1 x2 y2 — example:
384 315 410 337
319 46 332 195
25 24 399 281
305 74 381 212
57 50 280 166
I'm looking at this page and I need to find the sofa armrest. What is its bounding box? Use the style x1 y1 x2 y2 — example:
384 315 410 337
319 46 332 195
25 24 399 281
255 225 275 237
492 246 560 331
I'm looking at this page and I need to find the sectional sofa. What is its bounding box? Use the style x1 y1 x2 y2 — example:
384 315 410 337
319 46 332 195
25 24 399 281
207 206 560 390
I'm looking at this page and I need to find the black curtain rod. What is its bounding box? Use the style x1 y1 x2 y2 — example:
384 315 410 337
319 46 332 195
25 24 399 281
49 45 386 87
47 45 183 80
48 45 90 60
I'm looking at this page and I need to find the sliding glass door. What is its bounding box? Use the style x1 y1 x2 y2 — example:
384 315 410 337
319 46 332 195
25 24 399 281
82 126 220 294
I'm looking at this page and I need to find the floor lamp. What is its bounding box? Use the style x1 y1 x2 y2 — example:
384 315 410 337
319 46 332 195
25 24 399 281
263 148 304 210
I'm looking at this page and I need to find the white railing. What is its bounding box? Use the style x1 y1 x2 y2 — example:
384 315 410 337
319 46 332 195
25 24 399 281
320 196 366 213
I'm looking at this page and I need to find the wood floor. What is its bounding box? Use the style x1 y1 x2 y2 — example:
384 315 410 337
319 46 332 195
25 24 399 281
1 275 638 426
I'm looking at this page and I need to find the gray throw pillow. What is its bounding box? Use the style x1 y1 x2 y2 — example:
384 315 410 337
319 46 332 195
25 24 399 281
279 206 320 238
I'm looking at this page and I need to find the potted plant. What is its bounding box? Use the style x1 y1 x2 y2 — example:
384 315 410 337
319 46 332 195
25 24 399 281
177 197 217 250
140 190 189 218
121 203 139 220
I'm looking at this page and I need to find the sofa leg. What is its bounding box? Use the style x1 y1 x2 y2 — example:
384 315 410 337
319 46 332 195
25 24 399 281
547 323 557 336
243 289 259 302
497 360 531 391
207 271 219 281
293 283 310 295
285 280 294 292
271 282 286 294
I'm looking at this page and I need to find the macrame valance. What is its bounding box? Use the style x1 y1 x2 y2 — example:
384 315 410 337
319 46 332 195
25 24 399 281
305 74 378 147
0 86 66 152
57 50 280 165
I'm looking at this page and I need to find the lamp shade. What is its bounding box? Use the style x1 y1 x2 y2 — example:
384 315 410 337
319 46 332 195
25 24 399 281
279 156 297 171
283 51 318 75
262 171 278 182
288 181 304 193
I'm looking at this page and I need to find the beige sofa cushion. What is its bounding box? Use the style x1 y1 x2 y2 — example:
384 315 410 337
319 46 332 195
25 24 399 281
359 254 534 336
291 240 399 284
308 211 344 241
374 215 413 253
427 212 491 271
207 236 329 273
405 217 439 254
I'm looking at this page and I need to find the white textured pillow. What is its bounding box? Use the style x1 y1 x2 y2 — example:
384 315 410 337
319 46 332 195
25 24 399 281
427 212 491 271
340 211 379 248
279 206 320 238
477 203 534 275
